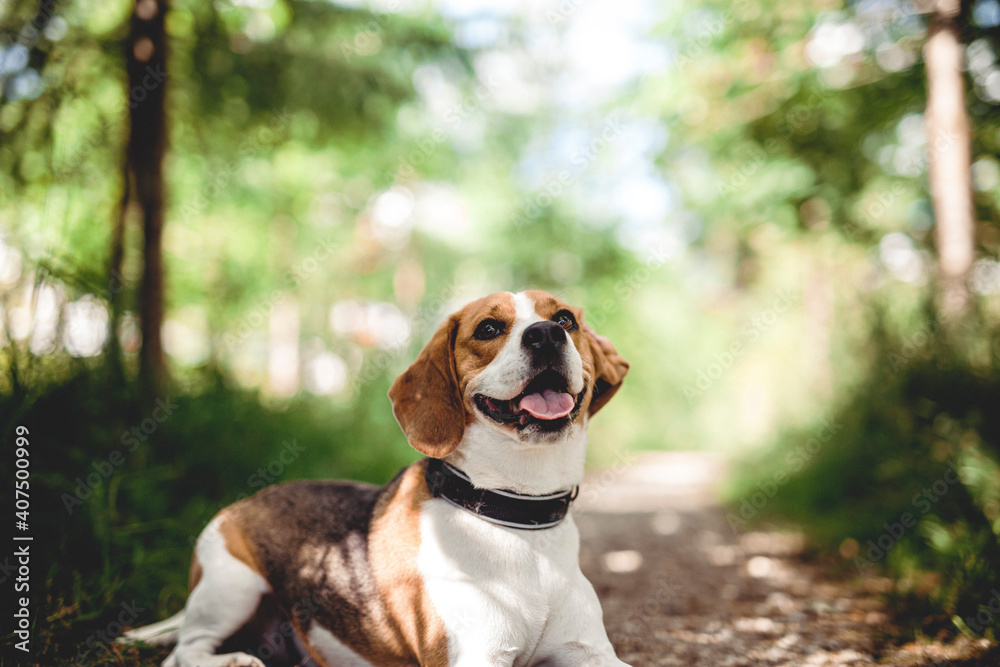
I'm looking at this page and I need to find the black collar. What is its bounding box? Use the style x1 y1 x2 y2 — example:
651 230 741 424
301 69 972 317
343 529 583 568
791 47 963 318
424 458 578 530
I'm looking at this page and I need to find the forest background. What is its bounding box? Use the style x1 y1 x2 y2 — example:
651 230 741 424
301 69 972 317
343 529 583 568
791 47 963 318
2 0 1000 662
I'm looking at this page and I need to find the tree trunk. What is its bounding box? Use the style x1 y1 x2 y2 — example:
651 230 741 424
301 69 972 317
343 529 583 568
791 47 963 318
127 0 169 391
104 164 130 384
924 0 975 319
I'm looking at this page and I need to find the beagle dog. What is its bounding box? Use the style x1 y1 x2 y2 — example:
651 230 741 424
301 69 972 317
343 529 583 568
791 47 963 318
123 290 631 667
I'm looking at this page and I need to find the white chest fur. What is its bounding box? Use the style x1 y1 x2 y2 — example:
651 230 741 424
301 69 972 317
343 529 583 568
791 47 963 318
417 498 626 667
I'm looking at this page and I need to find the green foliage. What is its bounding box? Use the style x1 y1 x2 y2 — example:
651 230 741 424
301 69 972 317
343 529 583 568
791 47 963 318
668 0 1000 641
1 363 415 665
727 311 1000 639
3 0 1000 658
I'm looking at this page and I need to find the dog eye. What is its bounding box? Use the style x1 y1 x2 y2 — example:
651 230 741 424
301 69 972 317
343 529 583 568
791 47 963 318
473 319 505 340
553 311 578 332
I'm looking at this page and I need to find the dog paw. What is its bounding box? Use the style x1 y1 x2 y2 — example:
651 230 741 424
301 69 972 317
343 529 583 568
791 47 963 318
215 653 266 667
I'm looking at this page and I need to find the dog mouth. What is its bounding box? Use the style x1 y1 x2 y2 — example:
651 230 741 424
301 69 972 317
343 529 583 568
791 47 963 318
474 369 583 432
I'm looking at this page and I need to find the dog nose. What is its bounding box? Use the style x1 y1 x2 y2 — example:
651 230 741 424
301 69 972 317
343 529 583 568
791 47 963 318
522 321 566 356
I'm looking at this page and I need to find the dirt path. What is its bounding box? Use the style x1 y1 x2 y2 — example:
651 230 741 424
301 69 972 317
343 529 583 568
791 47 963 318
576 452 998 667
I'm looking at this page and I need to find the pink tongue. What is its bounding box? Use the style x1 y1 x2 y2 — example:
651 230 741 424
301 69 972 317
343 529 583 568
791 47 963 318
519 389 575 420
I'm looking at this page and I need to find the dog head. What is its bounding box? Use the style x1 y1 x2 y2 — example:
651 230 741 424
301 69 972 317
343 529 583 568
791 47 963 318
389 290 629 458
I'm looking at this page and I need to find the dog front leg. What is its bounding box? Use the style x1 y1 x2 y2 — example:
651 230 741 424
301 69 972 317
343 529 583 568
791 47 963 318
534 573 632 667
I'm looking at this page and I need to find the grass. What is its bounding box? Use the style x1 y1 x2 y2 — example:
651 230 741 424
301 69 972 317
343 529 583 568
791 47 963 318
0 361 417 666
725 318 1000 641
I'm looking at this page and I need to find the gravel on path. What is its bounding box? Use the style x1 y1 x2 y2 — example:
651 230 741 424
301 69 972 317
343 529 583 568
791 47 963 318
576 452 998 667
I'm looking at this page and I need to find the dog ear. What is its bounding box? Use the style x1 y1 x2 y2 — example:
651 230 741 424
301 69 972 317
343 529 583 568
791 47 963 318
388 314 465 458
583 324 629 416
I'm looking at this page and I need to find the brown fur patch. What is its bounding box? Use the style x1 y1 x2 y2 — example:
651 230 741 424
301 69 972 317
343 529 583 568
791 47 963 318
223 476 425 667
388 315 466 458
522 289 563 318
369 460 449 666
218 511 264 575
186 510 261 592
452 293 517 371
389 292 520 456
